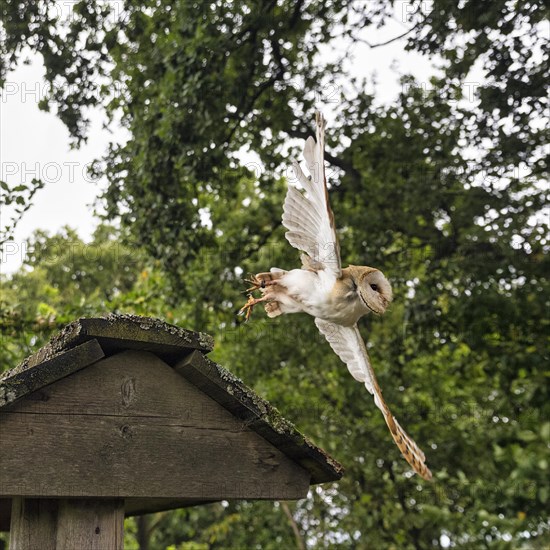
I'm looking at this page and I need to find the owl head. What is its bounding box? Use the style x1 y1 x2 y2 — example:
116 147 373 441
349 265 393 315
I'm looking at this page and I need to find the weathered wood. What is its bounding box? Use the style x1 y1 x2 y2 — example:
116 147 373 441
0 339 105 408
55 499 124 550
9 497 57 550
174 350 344 484
0 350 310 502
136 515 149 550
9 498 123 550
6 314 214 385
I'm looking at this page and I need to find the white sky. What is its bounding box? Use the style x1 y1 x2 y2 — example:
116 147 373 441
0 62 120 275
0 1 440 276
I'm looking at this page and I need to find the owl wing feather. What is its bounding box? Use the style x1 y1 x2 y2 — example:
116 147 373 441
283 112 342 278
315 319 432 481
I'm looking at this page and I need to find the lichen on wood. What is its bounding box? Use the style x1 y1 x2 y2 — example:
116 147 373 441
9 314 214 379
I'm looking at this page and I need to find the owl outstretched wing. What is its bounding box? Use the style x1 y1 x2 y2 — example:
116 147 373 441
315 318 432 480
283 112 342 278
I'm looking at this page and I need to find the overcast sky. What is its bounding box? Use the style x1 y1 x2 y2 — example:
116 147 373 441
0 1 439 276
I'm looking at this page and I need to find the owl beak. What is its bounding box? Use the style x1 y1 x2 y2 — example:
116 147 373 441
357 289 379 315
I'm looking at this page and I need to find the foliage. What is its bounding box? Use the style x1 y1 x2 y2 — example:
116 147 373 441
1 0 548 549
0 178 44 250
0 225 136 364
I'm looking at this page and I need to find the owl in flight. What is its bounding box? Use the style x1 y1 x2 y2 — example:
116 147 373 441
240 112 432 480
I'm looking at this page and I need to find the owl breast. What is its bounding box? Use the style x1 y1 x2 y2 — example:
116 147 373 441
275 269 369 326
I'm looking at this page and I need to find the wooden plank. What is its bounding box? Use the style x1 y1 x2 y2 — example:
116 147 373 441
0 351 310 502
3 350 235 430
55 499 124 550
0 413 310 501
9 315 213 379
0 340 105 409
174 351 344 484
9 497 57 550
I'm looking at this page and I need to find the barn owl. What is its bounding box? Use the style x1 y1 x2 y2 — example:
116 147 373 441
239 112 432 480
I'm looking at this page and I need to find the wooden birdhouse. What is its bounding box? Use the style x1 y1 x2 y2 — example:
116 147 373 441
0 315 342 549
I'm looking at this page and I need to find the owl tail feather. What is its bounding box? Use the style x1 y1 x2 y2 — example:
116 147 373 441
382 411 433 481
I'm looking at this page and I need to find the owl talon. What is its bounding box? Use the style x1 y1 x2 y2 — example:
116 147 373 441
244 275 261 292
244 274 277 293
239 294 260 321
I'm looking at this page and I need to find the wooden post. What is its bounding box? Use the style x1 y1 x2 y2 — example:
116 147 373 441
10 498 124 550
137 516 150 550
9 498 57 550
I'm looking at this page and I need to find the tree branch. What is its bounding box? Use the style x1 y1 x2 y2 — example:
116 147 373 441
281 501 305 550
335 19 422 51
359 24 419 48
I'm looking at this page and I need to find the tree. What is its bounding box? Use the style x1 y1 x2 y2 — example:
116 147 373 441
1 1 548 548
1 225 136 365
0 178 43 250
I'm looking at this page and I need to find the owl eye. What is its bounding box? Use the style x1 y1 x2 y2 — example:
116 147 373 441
370 284 379 292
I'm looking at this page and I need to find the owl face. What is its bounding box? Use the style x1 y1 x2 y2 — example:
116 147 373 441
357 269 393 315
